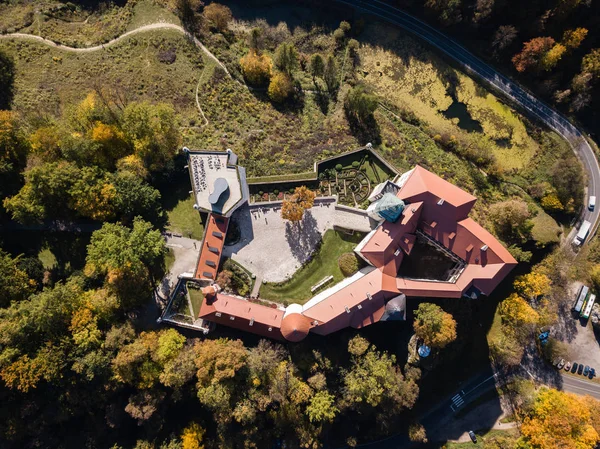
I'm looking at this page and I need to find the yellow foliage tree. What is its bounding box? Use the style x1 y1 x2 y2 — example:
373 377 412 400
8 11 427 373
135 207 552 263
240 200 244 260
541 192 563 211
514 270 552 300
520 387 600 449
413 302 457 349
541 44 566 70
281 186 316 222
498 293 540 333
181 422 205 449
116 154 149 179
240 50 272 86
29 126 62 161
268 72 294 103
562 28 588 49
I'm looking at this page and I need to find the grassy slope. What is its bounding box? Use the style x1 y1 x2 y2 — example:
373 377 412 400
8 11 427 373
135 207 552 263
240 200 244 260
259 230 365 305
166 196 205 240
1 28 203 119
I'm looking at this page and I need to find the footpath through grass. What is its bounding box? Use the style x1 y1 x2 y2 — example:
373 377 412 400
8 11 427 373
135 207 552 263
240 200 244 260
259 230 365 305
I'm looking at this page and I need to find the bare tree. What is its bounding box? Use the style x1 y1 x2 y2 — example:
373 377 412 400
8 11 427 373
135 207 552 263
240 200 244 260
492 25 518 52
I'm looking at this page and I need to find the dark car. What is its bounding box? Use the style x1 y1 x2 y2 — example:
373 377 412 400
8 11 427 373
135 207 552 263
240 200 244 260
572 363 579 373
584 366 590 376
468 431 477 443
578 364 584 375
590 368 596 379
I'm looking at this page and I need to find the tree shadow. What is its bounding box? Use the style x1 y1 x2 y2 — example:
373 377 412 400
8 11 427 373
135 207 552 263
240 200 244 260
284 210 323 262
346 112 381 146
313 85 330 115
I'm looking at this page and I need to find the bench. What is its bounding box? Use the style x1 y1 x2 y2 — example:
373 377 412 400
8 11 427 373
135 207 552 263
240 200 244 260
311 275 334 293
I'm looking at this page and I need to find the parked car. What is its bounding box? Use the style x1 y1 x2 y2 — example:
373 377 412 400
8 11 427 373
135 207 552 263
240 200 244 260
557 359 565 369
565 362 572 371
468 431 477 443
572 363 579 373
578 364 584 375
589 368 596 379
584 366 590 376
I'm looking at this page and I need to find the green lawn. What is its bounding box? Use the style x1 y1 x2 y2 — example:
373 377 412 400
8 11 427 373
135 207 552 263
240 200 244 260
164 248 175 273
442 428 519 448
259 230 366 305
166 196 205 240
188 285 204 318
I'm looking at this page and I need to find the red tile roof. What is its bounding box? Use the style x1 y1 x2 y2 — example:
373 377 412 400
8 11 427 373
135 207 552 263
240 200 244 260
195 165 516 342
195 214 229 280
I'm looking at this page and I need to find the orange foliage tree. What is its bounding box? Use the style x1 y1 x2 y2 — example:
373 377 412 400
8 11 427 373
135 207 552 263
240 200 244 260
512 37 555 72
281 186 316 222
520 387 600 449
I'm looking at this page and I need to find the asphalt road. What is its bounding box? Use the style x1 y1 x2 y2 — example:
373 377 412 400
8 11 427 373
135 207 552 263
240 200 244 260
335 0 600 241
561 373 600 400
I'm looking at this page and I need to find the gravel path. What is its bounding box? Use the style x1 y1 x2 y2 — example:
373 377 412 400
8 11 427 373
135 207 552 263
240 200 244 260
0 23 230 76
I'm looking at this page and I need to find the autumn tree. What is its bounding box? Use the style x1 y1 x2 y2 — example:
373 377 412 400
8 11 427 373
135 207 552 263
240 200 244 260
551 156 583 212
582 49 600 78
562 28 588 49
202 3 232 32
519 388 600 449
342 337 418 417
0 111 29 213
273 42 299 76
498 293 540 334
488 199 532 243
240 50 272 86
512 37 555 72
541 44 566 71
121 101 180 172
281 186 316 222
413 303 457 349
0 251 36 307
344 84 378 124
514 270 552 300
4 161 79 223
112 328 186 389
181 422 206 449
194 338 248 424
306 391 338 423
85 218 165 307
268 72 294 103
408 422 428 443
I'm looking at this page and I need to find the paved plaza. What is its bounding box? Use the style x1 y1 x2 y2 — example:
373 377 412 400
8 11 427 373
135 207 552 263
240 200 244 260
222 200 338 283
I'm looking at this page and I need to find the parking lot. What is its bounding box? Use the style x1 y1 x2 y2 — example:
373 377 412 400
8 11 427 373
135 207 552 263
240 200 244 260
552 282 600 381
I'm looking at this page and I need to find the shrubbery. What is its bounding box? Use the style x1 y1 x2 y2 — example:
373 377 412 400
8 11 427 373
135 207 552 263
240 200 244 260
338 252 359 277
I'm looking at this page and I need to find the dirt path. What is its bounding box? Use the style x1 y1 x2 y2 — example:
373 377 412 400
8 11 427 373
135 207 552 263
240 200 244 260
0 23 231 78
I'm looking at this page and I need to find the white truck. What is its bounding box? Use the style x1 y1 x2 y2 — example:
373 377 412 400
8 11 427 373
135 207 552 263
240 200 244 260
574 220 592 246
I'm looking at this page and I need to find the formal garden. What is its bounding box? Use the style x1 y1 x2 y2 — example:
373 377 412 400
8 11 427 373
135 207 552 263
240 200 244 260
248 147 397 207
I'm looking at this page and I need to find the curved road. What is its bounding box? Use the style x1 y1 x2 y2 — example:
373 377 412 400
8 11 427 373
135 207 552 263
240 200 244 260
336 0 600 241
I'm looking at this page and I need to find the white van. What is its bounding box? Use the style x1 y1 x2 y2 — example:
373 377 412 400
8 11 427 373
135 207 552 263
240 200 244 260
590 196 596 211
